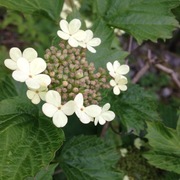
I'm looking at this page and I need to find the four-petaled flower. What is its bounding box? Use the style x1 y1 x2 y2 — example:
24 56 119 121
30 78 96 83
57 19 86 47
27 86 48 104
79 30 101 53
42 90 75 127
12 57 51 89
110 76 128 95
94 103 115 126
4 47 38 70
74 93 101 124
107 60 129 78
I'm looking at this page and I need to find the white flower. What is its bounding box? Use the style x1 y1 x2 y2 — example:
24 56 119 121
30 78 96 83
120 148 128 157
110 76 128 95
42 90 75 128
94 103 115 126
57 19 86 47
134 138 144 149
27 86 48 104
4 47 38 70
123 175 130 180
107 61 129 78
12 57 51 89
74 93 101 124
79 30 101 53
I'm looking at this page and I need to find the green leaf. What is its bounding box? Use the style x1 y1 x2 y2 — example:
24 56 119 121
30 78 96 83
87 18 128 68
0 75 18 101
0 0 64 21
102 84 160 134
96 0 180 43
59 135 123 180
26 163 58 180
0 97 64 179
144 120 180 174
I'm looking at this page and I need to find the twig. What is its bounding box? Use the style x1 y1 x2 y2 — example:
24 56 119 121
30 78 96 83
155 63 180 88
132 63 150 84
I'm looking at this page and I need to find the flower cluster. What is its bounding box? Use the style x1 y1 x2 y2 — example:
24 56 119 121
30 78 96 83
42 90 115 127
57 19 101 53
107 60 129 95
4 47 51 104
44 42 110 106
3 18 130 128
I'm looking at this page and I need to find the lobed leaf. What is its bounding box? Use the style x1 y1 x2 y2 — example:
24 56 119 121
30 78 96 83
59 135 123 180
0 0 64 21
0 97 64 180
102 84 160 134
96 0 180 43
144 120 180 174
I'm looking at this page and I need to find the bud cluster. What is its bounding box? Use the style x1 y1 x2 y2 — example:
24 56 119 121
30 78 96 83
44 41 110 106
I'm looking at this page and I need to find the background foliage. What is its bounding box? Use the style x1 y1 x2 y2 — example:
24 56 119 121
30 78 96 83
0 0 180 179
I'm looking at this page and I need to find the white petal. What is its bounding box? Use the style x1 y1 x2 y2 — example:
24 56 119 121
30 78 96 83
4 59 17 70
113 60 120 71
98 116 106 125
45 90 61 107
31 94 41 104
12 70 28 82
102 103 110 111
88 38 101 47
102 111 115 121
57 30 70 40
23 48 38 62
113 86 120 95
42 103 57 117
78 41 86 48
68 37 79 47
26 78 40 89
53 110 68 127
60 20 69 34
85 105 101 117
117 65 130 75
39 91 47 101
74 93 84 107
117 76 127 84
16 57 30 73
106 62 113 72
73 30 86 41
84 30 93 42
118 84 127 91
69 19 81 34
30 58 46 75
94 117 99 126
62 100 75 115
9 47 22 61
33 74 51 87
87 45 96 53
26 90 35 99
75 109 92 124
110 79 116 87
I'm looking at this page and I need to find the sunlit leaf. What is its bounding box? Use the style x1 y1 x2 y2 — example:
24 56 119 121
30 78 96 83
0 97 64 179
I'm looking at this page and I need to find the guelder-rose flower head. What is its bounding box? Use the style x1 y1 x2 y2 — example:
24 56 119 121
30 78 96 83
94 103 115 126
42 90 75 127
74 93 101 124
107 60 129 78
79 30 101 53
4 47 38 70
12 57 51 89
27 86 48 104
57 19 86 47
110 76 128 95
